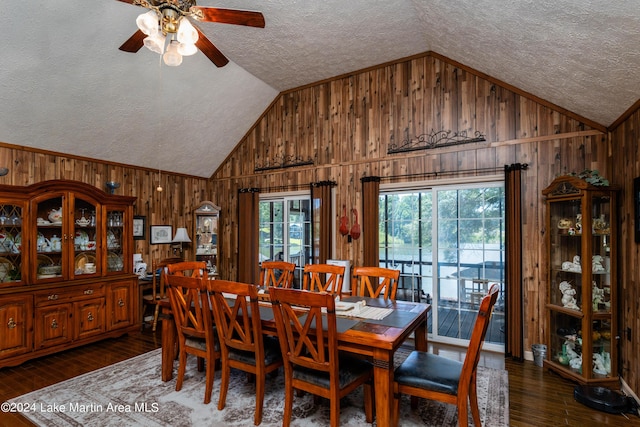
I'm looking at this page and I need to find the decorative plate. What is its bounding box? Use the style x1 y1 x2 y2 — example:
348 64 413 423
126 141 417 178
107 252 123 272
107 231 119 249
75 252 96 271
0 231 14 253
75 230 89 246
37 254 54 267
14 232 21 253
0 257 14 282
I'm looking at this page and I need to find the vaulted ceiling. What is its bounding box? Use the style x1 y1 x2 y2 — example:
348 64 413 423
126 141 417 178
2 1 639 178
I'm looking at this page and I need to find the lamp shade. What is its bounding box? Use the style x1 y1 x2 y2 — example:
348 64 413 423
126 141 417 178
178 42 198 56
136 10 159 36
143 33 166 54
172 227 191 243
163 40 182 66
177 18 199 45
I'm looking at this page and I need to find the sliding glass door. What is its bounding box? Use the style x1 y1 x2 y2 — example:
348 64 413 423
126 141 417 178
380 182 505 349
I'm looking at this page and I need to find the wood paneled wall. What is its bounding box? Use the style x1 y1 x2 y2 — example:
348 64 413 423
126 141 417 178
610 112 640 394
0 146 211 266
212 52 617 379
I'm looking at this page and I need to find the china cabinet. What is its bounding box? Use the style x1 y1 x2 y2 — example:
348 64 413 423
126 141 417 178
193 201 220 275
0 180 138 368
542 175 618 386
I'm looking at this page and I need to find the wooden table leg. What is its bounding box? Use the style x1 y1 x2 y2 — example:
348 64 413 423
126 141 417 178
372 348 394 427
161 305 175 382
414 314 428 351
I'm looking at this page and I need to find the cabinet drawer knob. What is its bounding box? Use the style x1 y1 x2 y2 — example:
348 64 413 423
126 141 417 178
87 312 94 322
84 289 94 295
118 298 125 307
7 317 16 329
51 319 58 329
48 294 59 301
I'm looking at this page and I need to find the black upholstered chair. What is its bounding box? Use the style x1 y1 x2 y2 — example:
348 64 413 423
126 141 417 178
393 284 500 427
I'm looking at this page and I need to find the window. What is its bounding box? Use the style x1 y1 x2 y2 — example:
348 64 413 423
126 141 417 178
380 180 505 349
259 193 311 288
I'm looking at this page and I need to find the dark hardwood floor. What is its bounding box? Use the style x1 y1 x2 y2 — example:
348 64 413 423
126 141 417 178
0 327 638 427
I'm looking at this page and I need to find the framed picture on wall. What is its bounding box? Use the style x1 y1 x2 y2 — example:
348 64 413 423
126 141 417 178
133 216 146 240
150 225 173 244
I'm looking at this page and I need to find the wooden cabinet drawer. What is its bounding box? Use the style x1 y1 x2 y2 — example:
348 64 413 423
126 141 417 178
34 284 104 306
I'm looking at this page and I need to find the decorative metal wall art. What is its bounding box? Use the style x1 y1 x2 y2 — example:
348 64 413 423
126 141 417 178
387 129 486 154
254 154 314 172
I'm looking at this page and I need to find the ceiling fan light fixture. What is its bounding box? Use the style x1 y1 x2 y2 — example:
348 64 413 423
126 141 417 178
163 40 183 66
136 10 159 36
176 18 198 45
177 41 197 56
143 33 166 55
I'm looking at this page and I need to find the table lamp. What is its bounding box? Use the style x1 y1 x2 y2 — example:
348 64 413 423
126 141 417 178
171 227 191 255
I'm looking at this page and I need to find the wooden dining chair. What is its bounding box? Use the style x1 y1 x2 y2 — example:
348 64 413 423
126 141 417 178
351 266 400 300
259 260 296 288
165 273 220 404
208 279 283 425
166 261 208 278
392 284 500 427
301 263 345 295
141 256 182 331
270 287 373 427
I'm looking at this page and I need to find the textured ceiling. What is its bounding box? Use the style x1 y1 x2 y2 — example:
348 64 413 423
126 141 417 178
1 1 639 178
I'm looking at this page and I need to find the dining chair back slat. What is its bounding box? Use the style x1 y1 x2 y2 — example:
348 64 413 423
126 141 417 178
301 263 345 295
167 261 208 278
259 261 296 288
351 266 400 300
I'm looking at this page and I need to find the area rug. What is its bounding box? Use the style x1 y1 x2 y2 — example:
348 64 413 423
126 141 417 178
7 348 508 426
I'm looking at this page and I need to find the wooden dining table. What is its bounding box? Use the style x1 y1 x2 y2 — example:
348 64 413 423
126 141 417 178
159 293 430 427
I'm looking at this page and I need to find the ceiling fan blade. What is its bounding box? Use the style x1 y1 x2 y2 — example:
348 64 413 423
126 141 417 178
195 27 229 67
191 7 265 28
119 30 146 53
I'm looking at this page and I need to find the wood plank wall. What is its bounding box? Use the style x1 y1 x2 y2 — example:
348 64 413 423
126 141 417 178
211 52 622 382
0 146 211 266
610 112 640 394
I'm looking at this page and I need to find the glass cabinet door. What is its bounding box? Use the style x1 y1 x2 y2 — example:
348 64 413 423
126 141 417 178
544 175 617 384
72 197 99 278
0 204 24 285
34 193 65 281
194 201 220 275
549 199 583 309
105 208 125 274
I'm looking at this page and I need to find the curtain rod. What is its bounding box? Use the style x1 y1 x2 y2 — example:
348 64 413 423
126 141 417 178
240 180 337 194
375 164 527 182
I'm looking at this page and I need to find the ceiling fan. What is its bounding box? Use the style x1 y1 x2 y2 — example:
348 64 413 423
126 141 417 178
116 0 265 67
